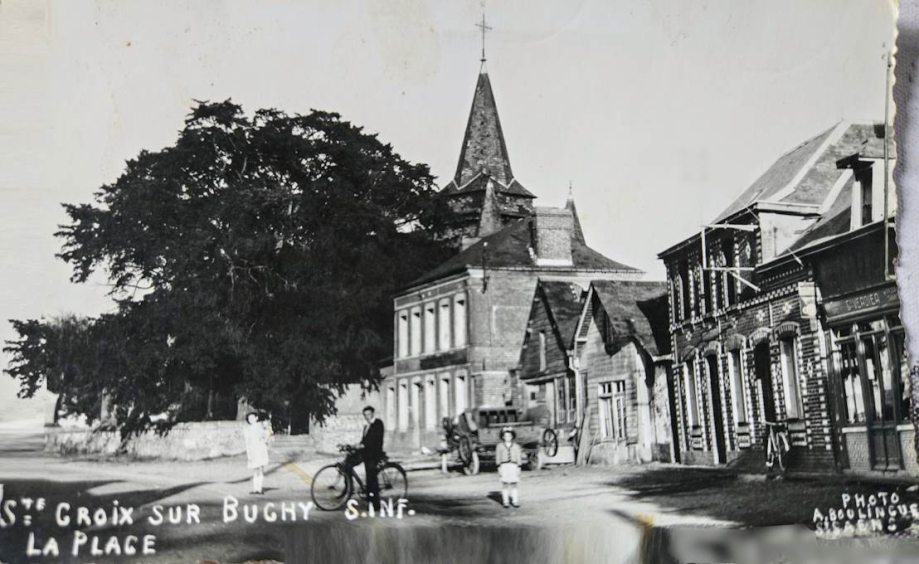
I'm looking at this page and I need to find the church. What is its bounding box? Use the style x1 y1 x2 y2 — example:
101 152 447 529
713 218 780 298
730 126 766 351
378 61 644 450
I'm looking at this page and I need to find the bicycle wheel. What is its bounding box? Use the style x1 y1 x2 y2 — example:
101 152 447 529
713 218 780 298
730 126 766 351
775 433 790 473
311 464 352 511
378 462 408 500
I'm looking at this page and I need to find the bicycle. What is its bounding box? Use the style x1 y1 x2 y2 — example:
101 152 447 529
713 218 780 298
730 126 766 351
764 420 790 473
310 444 408 511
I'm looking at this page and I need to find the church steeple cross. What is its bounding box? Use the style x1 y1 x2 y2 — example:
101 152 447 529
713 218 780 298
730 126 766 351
476 9 492 63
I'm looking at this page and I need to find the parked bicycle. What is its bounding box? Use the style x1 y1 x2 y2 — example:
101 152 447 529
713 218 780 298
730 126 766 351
764 420 790 473
310 444 408 511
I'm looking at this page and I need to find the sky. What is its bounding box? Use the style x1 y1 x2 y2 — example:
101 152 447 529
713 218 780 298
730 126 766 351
0 0 898 421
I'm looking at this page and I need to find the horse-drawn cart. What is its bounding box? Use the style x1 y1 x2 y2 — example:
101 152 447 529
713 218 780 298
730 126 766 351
439 407 558 475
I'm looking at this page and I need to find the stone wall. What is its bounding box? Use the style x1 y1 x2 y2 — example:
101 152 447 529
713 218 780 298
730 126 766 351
45 421 247 460
310 385 382 454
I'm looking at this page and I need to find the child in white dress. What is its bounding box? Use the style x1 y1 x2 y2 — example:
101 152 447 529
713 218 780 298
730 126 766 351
494 427 522 508
244 412 271 494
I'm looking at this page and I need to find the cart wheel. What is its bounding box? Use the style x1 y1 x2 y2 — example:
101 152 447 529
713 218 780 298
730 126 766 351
542 429 559 458
462 451 480 476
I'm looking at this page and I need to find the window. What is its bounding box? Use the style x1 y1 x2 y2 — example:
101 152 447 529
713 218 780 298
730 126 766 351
411 380 422 427
398 381 409 430
566 374 577 423
684 361 699 428
691 268 701 317
555 375 576 424
453 295 467 348
397 311 409 358
539 331 547 372
728 349 747 423
679 260 691 319
599 381 627 441
670 278 679 323
860 168 874 226
454 374 467 413
779 338 804 419
386 386 396 429
723 238 737 307
835 321 911 426
439 375 451 420
702 265 713 314
893 329 911 423
438 299 451 351
839 341 866 424
410 308 422 356
424 379 437 429
424 304 436 353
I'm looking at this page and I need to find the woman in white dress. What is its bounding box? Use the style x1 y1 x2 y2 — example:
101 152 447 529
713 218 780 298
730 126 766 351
494 426 522 508
244 412 271 494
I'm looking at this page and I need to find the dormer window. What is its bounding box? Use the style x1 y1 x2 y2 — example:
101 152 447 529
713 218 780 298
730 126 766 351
860 168 873 227
851 165 876 228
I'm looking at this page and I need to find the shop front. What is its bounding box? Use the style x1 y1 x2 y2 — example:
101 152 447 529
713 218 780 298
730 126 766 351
809 223 916 475
824 285 914 474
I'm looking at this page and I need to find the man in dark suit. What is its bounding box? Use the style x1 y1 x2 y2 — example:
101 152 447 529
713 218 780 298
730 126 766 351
359 405 384 510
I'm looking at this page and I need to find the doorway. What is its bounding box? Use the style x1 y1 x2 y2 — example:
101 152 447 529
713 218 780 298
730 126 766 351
705 355 727 463
753 342 777 424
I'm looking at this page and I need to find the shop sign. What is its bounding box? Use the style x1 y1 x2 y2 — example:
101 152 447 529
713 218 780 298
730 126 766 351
824 285 899 322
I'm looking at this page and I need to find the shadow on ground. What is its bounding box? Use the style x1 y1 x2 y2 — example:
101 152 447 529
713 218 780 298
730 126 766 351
607 466 919 528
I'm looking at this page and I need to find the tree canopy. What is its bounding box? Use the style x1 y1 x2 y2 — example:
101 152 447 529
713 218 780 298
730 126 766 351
4 100 452 436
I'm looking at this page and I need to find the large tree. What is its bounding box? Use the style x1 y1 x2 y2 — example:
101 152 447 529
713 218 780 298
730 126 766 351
5 100 452 436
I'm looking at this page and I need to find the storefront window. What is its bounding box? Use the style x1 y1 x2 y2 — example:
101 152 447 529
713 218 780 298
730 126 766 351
839 342 866 424
834 317 910 427
893 330 911 422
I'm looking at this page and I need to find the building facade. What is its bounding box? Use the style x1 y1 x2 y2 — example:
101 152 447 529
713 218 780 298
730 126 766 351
381 66 642 450
517 279 674 465
658 122 911 475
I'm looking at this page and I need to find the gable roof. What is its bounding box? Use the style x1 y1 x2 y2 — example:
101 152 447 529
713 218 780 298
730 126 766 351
712 123 888 225
589 280 670 357
539 281 587 349
712 124 839 223
404 219 641 290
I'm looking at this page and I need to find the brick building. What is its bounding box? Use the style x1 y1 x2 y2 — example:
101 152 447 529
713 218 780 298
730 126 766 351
517 280 674 465
380 65 642 450
658 122 910 475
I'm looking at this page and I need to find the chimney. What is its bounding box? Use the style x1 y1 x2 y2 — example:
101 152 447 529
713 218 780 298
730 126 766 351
532 207 574 266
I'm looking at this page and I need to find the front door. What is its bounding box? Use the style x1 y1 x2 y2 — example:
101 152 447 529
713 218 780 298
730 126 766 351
706 355 727 464
860 330 902 470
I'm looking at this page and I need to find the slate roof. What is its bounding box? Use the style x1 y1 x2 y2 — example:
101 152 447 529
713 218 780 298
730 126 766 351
440 71 535 199
712 125 836 223
406 219 641 289
539 281 587 349
712 123 889 224
590 280 670 357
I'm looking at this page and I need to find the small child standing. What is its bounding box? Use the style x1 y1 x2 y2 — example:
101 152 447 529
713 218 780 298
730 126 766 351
495 426 522 508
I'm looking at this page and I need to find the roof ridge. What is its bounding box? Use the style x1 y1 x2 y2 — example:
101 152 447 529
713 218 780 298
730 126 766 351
766 122 848 204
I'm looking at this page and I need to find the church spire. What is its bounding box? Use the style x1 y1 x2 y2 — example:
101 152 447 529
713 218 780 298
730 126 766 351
453 70 514 187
